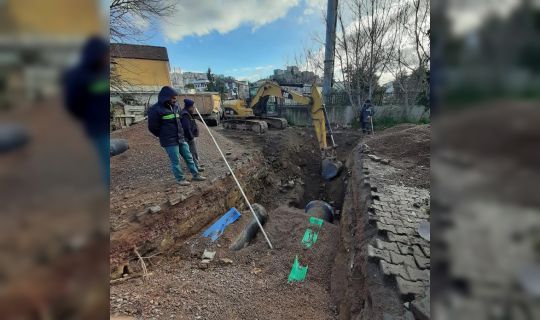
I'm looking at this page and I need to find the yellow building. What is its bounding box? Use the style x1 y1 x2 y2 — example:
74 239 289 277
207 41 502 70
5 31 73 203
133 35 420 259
0 0 103 36
110 44 173 127
111 43 172 91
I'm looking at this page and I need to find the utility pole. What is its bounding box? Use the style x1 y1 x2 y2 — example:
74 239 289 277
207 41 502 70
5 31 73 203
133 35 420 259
322 0 338 147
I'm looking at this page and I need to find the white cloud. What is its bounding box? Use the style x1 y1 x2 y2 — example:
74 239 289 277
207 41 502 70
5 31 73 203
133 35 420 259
160 0 301 42
303 0 326 16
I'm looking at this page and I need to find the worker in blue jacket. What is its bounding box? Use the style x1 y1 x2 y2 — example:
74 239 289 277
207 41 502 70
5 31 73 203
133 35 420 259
148 86 206 186
360 99 375 134
180 99 204 172
63 36 109 187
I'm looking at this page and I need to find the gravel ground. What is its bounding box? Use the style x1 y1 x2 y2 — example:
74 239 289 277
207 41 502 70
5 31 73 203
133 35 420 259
110 206 339 320
110 121 258 229
110 125 364 320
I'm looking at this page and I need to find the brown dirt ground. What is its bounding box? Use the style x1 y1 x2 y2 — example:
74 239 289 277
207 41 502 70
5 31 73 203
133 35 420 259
363 124 431 189
111 206 339 320
110 125 364 319
110 121 258 229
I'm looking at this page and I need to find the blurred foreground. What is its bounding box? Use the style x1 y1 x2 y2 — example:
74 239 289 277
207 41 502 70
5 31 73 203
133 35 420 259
432 0 540 318
0 0 109 318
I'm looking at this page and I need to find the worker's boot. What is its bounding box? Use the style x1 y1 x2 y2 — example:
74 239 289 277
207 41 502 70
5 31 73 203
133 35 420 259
177 179 191 186
192 175 207 181
197 167 205 172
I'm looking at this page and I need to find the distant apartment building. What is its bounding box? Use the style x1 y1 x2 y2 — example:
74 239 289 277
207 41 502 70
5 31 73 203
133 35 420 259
224 79 249 99
182 72 208 91
271 66 320 85
191 79 210 92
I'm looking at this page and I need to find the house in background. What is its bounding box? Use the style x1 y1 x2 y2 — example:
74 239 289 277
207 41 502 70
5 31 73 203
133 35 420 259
224 79 249 99
191 79 210 92
110 43 172 129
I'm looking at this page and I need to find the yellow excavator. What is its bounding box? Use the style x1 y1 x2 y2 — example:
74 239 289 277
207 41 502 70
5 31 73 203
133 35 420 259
222 81 342 179
222 81 287 133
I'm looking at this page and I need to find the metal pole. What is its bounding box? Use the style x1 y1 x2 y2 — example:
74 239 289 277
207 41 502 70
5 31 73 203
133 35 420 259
322 0 338 147
194 107 274 249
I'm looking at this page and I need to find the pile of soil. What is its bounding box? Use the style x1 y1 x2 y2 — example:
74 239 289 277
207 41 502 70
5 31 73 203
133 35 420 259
364 124 431 189
111 206 339 320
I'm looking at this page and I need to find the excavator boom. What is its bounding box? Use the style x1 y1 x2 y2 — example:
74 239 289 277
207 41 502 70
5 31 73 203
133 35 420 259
248 81 328 150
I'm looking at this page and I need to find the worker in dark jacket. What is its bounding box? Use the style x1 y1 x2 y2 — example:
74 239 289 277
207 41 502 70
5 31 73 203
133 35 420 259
360 99 374 134
180 99 204 172
148 86 206 186
63 36 109 186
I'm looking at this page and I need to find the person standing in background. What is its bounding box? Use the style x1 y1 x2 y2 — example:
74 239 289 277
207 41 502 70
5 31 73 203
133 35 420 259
360 99 374 134
180 99 205 172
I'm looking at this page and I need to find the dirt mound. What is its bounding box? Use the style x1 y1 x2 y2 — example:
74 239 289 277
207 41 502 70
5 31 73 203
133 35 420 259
364 124 431 188
111 205 339 319
366 124 430 166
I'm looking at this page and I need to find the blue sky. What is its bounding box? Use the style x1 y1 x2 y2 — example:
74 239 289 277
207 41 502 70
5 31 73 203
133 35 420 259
129 0 327 81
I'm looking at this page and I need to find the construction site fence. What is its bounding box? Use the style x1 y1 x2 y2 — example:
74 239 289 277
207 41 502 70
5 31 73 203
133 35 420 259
275 104 430 127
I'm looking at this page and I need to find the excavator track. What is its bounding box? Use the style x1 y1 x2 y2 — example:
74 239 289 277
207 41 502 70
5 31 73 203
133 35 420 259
222 119 268 133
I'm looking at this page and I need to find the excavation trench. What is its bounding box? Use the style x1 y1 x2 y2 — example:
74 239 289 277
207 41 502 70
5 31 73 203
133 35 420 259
110 127 371 319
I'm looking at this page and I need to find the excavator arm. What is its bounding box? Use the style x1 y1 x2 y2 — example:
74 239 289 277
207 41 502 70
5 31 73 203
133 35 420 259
249 82 328 150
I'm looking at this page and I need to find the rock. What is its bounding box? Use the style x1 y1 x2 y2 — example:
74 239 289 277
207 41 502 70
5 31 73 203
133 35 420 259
220 258 233 264
149 205 161 214
197 261 210 269
381 159 391 165
404 311 415 320
368 154 381 162
226 151 232 155
135 211 146 219
201 249 216 261
169 194 186 206
411 292 430 320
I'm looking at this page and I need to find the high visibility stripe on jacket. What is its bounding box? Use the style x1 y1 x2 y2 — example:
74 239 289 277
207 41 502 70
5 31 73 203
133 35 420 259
162 113 177 120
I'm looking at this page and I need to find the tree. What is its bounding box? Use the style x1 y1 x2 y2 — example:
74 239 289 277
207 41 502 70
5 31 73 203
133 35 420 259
109 0 177 91
206 68 216 92
387 0 430 116
333 0 401 117
109 0 176 43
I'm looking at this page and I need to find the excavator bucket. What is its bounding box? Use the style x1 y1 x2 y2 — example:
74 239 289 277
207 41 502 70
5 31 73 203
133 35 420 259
321 158 342 180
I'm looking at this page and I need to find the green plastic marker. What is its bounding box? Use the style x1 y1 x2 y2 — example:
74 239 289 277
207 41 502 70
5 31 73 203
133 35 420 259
288 255 308 283
301 217 324 248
